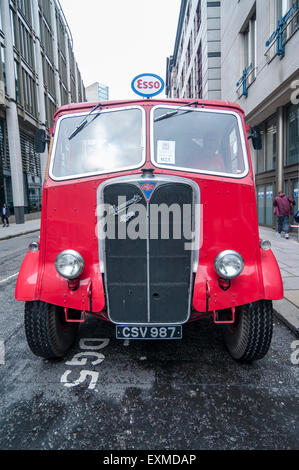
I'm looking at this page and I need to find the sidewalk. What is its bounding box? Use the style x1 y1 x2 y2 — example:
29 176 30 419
0 219 40 241
0 219 298 335
259 226 299 336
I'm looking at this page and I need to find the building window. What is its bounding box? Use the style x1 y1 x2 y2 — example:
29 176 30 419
22 68 37 116
256 116 277 173
14 60 20 103
197 42 202 98
276 0 290 20
242 11 256 81
187 39 191 66
256 128 265 173
196 1 201 33
286 103 299 166
185 2 190 28
265 116 277 171
10 8 16 47
17 0 31 24
257 185 274 226
0 45 6 93
18 21 34 67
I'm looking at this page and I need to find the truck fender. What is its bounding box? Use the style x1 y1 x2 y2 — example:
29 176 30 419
260 248 283 300
15 251 40 301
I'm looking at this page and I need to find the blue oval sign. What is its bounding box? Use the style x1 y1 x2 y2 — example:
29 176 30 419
131 73 164 98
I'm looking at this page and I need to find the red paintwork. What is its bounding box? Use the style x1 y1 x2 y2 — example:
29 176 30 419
15 98 283 320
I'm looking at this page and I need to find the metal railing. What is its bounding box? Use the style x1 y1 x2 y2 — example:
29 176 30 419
236 63 257 98
265 5 299 62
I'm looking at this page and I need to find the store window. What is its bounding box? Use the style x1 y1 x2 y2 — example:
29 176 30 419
265 116 277 171
266 185 273 226
286 103 299 166
293 182 299 224
256 127 265 173
257 186 265 224
257 185 274 226
256 116 277 173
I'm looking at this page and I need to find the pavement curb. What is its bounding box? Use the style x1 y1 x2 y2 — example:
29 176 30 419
0 228 40 241
273 299 299 337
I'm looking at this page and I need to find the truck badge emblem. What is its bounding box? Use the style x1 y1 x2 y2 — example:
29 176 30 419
139 181 157 201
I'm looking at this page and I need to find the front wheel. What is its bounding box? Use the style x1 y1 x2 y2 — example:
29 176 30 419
222 300 273 363
24 301 79 359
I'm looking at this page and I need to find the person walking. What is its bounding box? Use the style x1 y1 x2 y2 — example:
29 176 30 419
1 203 10 227
273 191 295 239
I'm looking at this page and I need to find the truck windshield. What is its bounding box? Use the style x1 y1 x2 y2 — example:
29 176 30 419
50 107 144 179
152 107 248 177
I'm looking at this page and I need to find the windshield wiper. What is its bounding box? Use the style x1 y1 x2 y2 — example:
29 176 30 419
154 100 199 122
68 102 103 140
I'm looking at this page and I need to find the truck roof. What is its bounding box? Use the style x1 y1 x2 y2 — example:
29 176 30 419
52 98 245 126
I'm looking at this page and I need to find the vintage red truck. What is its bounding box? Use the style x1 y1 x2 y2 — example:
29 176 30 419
15 98 283 362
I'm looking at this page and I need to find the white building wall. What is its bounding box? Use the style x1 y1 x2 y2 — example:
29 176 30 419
221 0 299 122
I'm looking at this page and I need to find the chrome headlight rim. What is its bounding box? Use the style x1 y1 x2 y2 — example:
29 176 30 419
214 250 244 280
55 249 84 280
260 239 271 250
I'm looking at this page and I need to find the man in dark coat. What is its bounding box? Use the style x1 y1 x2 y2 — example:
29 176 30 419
273 191 296 239
1 203 10 227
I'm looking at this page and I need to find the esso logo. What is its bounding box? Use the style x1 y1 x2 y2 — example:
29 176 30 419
131 74 164 98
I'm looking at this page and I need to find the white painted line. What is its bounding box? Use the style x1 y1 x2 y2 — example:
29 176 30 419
0 341 5 365
0 272 19 284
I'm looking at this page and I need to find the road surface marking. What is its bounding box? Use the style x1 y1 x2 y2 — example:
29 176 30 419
0 341 4 365
0 272 19 284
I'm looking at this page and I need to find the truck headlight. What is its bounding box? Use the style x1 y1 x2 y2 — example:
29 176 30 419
55 250 84 279
214 250 244 279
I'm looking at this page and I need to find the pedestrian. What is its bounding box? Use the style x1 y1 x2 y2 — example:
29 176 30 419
273 191 295 239
1 203 10 227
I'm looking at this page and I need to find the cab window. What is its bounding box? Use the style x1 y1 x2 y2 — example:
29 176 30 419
152 107 248 177
50 107 145 179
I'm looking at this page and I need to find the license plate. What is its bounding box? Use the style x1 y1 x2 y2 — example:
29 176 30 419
116 325 182 340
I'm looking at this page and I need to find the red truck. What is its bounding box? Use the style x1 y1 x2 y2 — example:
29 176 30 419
15 98 283 362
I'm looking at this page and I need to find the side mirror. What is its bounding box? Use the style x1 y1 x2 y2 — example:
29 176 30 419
249 126 262 150
34 129 47 153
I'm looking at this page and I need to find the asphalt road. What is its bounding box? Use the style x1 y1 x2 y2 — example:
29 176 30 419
0 232 298 450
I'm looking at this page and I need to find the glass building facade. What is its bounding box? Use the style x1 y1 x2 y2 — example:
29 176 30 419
0 0 86 220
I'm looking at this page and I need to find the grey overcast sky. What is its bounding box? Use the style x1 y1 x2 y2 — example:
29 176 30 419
60 0 181 101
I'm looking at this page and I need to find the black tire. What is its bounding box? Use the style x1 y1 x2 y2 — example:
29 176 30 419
222 300 273 363
24 301 79 359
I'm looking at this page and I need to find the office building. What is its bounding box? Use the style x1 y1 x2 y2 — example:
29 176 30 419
86 81 109 102
166 0 221 100
221 0 298 227
0 0 86 223
166 0 299 228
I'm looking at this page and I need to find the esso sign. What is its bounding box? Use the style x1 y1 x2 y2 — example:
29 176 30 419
131 73 164 98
